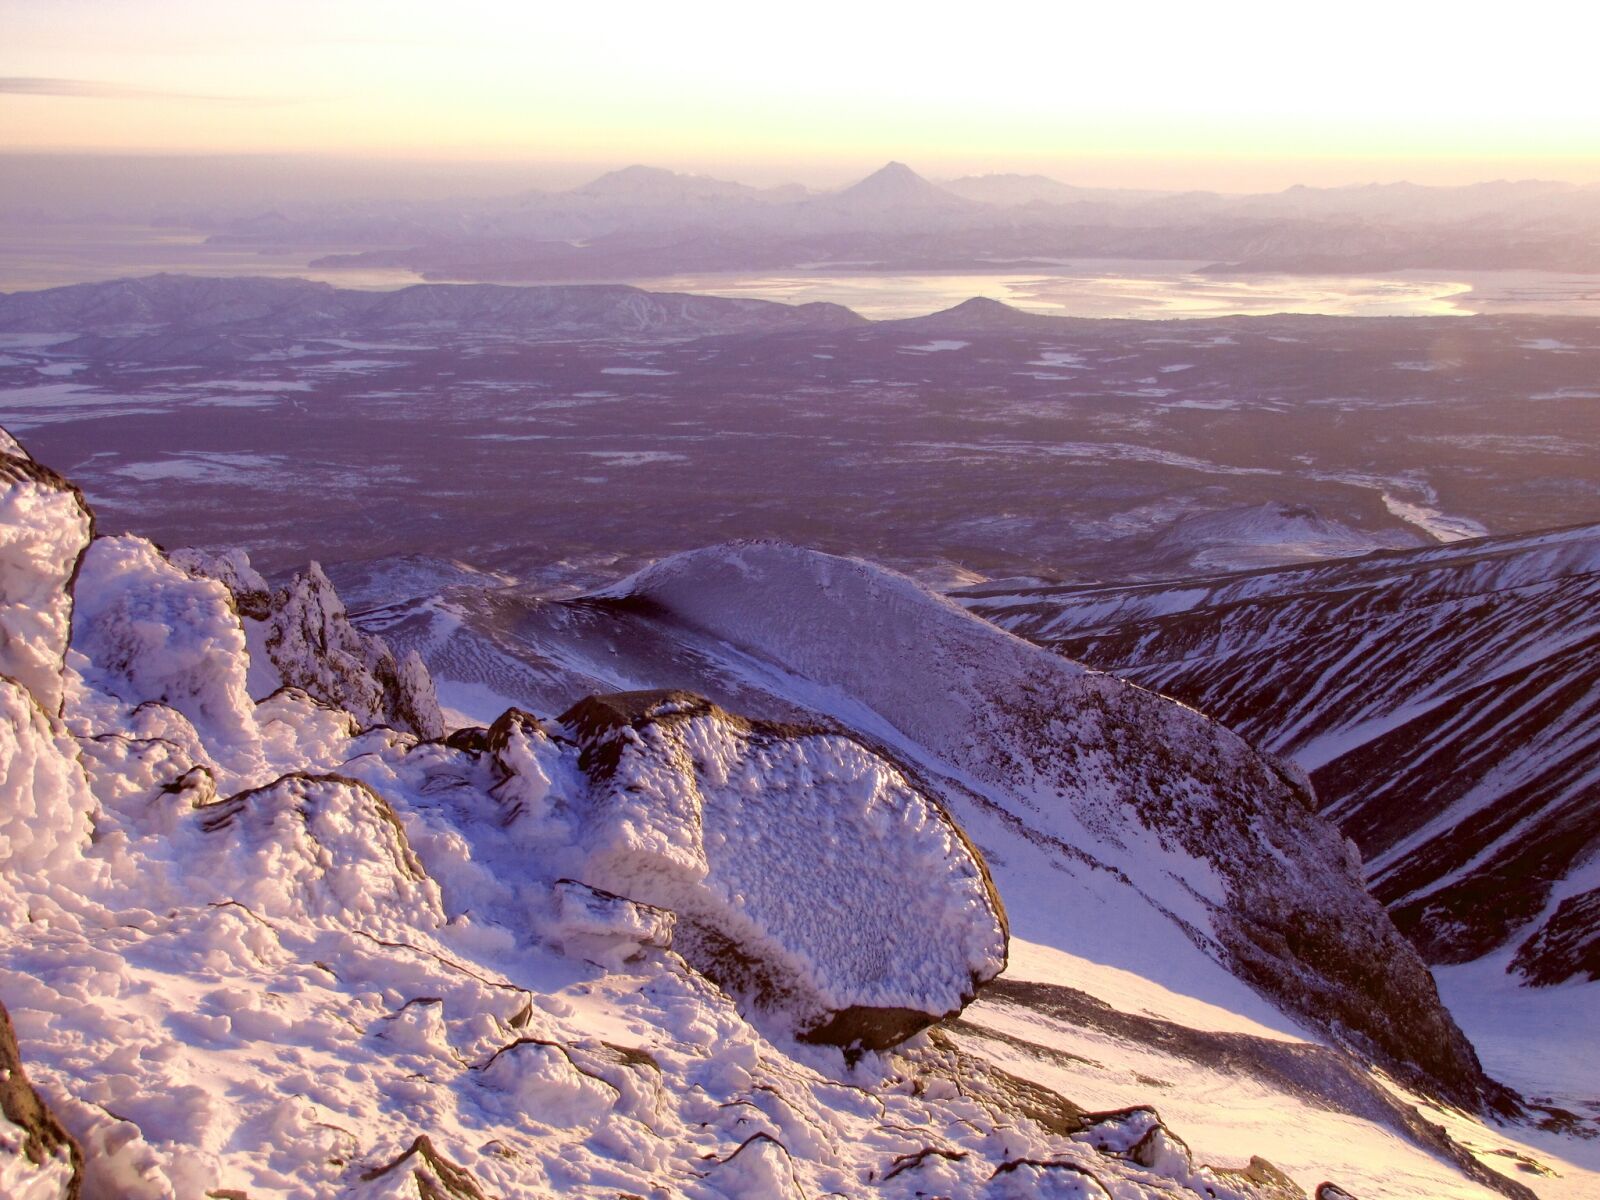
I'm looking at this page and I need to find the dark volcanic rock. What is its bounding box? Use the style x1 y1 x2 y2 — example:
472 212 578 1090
0 998 82 1199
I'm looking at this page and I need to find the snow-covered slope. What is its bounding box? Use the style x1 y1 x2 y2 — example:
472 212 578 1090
370 545 1566 1110
2 434 1582 1198
958 524 1600 993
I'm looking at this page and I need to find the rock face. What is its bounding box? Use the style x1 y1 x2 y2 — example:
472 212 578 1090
0 439 94 715
537 690 1008 1050
960 523 1600 986
0 999 81 1200
262 562 446 739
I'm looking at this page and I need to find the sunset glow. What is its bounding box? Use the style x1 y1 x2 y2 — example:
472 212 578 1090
5 0 1599 188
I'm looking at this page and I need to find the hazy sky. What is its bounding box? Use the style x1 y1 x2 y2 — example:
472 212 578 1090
4 0 1599 191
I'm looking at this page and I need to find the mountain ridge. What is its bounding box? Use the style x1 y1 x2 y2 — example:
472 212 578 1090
959 522 1600 989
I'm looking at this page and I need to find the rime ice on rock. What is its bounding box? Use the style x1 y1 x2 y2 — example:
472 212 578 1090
168 546 271 620
0 439 93 716
264 562 446 739
69 534 265 777
556 690 1008 1049
194 773 444 931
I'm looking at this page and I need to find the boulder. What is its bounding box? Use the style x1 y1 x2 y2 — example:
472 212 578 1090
556 689 1007 1050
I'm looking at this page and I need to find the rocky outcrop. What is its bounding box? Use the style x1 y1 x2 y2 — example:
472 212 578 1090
264 562 445 739
173 547 446 739
0 439 94 715
0 998 81 1200
168 547 272 620
550 690 1009 1050
350 1134 491 1200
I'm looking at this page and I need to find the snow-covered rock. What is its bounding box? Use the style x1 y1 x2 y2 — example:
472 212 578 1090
545 878 676 966
0 998 80 1200
264 562 446 739
557 690 1008 1049
0 439 93 716
192 772 445 932
168 546 271 620
0 677 95 882
68 534 265 779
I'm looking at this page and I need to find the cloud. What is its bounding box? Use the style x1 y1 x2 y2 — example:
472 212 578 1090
0 77 281 105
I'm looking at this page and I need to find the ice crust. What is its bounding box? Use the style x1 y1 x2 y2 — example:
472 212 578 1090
557 694 1007 1038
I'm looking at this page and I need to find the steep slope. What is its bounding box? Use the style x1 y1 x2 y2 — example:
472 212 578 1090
958 524 1600 991
367 542 1514 1120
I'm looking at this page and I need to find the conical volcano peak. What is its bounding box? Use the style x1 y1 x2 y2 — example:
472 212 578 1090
831 160 969 208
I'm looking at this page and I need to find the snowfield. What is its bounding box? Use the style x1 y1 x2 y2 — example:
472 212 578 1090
0 429 1590 1198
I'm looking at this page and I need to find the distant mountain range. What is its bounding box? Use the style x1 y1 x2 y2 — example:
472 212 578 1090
140 160 1600 281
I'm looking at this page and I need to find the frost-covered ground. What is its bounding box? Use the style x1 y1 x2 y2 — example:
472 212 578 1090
2 430 1590 1199
365 541 1600 1197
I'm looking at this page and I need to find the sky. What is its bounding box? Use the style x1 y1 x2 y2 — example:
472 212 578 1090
4 0 1600 192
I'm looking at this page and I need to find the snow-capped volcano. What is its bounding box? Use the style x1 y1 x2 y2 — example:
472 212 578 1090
819 161 976 214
